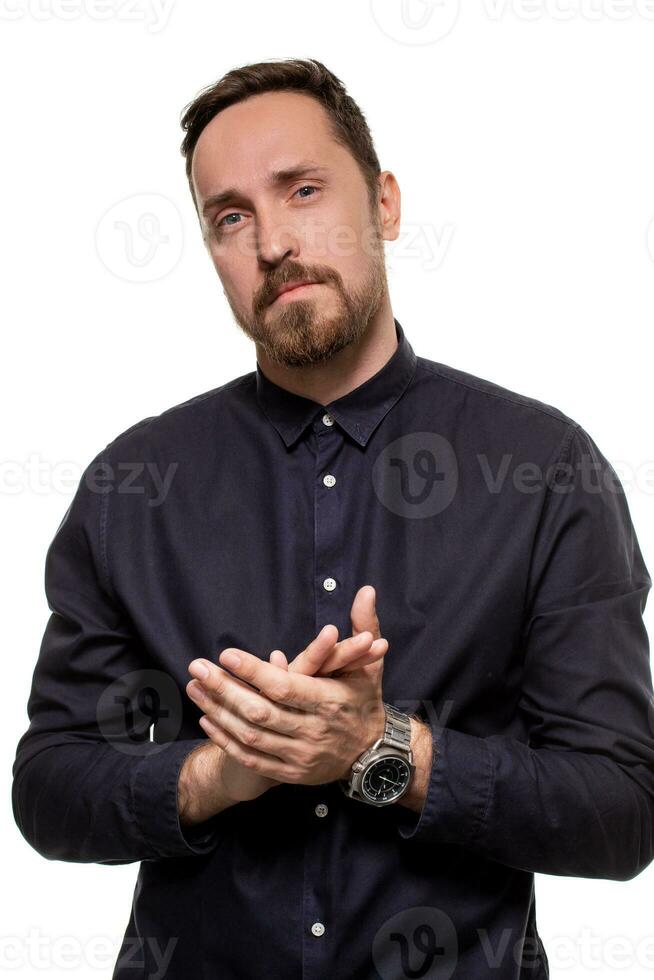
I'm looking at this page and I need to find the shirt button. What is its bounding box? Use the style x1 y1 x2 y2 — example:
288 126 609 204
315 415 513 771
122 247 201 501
311 922 325 937
323 474 336 487
323 577 336 592
322 413 334 427
314 803 328 818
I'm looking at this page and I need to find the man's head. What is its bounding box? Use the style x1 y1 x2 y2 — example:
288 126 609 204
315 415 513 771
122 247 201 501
179 58 400 368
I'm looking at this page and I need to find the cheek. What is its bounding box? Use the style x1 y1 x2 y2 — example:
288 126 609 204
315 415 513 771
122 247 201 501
210 252 252 303
324 208 377 273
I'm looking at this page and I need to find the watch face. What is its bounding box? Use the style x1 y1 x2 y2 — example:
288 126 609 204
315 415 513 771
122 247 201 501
361 755 411 804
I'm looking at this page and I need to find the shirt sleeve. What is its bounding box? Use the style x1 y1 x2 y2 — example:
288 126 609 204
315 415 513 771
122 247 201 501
395 423 654 881
12 450 226 864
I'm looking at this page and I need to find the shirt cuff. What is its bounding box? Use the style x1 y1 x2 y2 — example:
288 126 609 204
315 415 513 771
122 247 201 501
395 723 494 847
131 739 224 858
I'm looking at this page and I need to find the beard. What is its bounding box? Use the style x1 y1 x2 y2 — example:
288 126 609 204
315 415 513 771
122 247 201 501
224 228 388 368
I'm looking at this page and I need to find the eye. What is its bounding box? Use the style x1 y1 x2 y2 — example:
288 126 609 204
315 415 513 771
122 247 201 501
215 212 243 231
213 186 321 232
295 184 320 199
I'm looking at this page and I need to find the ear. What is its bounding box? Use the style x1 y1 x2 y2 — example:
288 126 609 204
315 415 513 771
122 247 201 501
376 171 401 243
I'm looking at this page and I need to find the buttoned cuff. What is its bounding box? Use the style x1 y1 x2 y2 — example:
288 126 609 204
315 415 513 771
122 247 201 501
131 739 223 858
395 723 494 847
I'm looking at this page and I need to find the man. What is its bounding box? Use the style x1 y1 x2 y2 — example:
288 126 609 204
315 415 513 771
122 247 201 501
12 57 654 980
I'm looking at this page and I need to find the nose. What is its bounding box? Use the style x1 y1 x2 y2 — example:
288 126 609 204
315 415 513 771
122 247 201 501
256 210 301 268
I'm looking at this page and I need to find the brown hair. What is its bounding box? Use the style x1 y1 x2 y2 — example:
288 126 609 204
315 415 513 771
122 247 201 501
179 58 382 217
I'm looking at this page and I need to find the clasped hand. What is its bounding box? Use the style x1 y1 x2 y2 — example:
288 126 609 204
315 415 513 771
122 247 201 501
186 585 388 798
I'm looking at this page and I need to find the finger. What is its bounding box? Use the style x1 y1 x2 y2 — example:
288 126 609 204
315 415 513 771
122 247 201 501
287 624 339 676
313 632 383 675
199 697 298 761
199 715 300 782
186 672 301 737
350 584 382 641
289 628 375 677
319 637 389 675
192 647 326 713
269 649 288 669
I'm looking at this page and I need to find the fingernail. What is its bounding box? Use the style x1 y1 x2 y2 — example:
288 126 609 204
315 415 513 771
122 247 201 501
190 660 209 679
220 650 241 669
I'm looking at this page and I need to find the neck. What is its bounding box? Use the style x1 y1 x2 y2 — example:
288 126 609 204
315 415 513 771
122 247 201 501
254 295 398 407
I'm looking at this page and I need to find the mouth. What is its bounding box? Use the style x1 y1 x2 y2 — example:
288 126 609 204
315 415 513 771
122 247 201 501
270 281 322 305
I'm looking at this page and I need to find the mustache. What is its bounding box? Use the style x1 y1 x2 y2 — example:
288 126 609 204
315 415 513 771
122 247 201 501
255 265 339 311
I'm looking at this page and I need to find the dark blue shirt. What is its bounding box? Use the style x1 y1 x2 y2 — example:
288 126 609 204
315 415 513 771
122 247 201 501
12 318 654 979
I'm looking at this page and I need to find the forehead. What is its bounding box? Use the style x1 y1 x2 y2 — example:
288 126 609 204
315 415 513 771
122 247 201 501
191 90 349 204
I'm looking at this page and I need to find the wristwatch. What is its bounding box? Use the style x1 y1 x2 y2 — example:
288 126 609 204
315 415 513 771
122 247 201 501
339 702 415 807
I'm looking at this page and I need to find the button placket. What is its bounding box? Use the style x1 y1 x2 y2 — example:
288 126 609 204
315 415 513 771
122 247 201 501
302 412 348 974
313 414 346 630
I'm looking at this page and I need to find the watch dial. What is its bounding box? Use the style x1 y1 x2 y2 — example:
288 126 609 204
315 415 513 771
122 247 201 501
361 756 411 804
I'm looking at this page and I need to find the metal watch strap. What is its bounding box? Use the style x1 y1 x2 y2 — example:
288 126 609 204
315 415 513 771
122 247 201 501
380 702 412 753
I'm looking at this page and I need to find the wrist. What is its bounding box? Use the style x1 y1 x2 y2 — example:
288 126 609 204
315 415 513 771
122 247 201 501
340 700 386 781
397 716 432 812
178 742 238 826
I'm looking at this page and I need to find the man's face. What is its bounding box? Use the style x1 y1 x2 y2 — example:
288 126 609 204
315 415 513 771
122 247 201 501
191 90 392 367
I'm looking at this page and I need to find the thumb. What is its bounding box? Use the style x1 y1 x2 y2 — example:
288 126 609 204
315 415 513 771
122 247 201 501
350 585 382 641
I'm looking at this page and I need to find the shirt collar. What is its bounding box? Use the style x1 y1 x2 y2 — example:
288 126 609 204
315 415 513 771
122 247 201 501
255 317 417 448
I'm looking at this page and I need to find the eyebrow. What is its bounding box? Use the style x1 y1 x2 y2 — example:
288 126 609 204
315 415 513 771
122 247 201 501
201 162 331 217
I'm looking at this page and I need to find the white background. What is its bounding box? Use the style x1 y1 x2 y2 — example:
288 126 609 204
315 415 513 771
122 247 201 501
2 0 653 977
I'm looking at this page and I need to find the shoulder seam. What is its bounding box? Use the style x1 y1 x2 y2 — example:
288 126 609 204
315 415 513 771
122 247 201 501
416 360 575 427
103 373 254 451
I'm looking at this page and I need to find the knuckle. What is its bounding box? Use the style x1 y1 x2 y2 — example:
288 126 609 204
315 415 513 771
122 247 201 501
245 702 270 726
316 720 331 740
291 746 311 767
241 726 260 747
268 681 292 704
208 675 225 698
